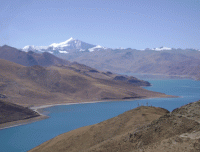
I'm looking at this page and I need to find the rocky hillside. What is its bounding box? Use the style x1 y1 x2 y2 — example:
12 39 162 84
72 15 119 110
30 100 200 152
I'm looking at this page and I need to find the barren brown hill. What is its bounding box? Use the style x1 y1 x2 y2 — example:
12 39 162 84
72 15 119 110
0 59 169 107
30 100 200 152
0 45 69 66
0 100 39 125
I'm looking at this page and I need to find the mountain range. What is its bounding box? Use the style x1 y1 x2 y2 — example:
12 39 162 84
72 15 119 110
22 37 107 54
1 43 198 151
0 45 69 67
22 37 200 53
22 38 200 80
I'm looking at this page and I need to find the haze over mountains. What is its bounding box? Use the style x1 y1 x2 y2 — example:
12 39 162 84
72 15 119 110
22 38 200 80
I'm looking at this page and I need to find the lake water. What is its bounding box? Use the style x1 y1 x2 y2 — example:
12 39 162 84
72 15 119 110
0 78 200 152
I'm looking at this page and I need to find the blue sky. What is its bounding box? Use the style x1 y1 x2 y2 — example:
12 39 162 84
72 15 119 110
0 0 199 50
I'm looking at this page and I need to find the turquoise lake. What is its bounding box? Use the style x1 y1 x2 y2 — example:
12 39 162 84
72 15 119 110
0 78 200 152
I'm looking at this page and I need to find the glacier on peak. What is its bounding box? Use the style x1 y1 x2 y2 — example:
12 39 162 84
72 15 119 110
88 45 105 52
59 51 69 54
79 49 86 52
22 38 99 54
50 37 75 48
22 45 48 52
152 46 172 51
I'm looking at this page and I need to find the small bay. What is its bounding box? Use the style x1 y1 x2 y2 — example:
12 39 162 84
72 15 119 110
0 77 200 152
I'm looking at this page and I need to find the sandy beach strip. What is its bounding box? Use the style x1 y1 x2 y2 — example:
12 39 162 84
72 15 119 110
0 101 106 130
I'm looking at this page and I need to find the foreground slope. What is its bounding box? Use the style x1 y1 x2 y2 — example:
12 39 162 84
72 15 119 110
29 106 169 152
0 59 169 106
30 100 200 152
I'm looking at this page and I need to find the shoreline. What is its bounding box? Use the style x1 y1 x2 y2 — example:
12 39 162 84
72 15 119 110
0 95 176 130
126 72 197 80
30 96 174 111
0 100 110 130
0 115 48 130
0 73 188 130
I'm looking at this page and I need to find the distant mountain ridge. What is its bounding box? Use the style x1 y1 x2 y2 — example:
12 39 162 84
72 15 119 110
22 37 107 54
0 45 69 66
22 37 200 54
20 38 200 80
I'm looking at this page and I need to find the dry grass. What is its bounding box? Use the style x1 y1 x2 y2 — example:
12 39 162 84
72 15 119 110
30 101 200 152
0 59 171 107
29 106 169 152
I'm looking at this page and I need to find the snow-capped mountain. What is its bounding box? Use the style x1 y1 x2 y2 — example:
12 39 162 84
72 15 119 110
152 46 172 51
88 45 106 52
22 37 107 54
22 38 199 56
143 47 200 52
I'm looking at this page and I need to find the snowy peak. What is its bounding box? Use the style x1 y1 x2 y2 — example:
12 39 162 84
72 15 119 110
144 47 200 52
49 37 75 48
22 45 48 52
22 38 101 54
88 45 105 52
23 45 33 52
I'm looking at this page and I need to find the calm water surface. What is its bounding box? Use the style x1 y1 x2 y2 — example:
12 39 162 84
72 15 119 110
0 78 200 152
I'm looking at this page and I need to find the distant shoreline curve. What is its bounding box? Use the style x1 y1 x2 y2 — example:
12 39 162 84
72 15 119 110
0 95 176 130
